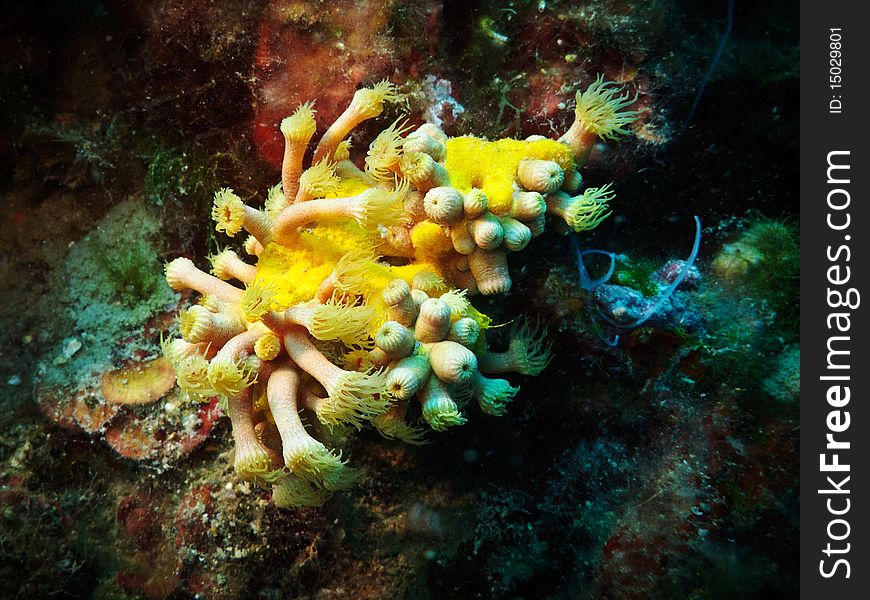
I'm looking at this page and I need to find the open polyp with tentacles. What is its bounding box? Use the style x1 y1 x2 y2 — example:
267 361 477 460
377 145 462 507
161 77 641 507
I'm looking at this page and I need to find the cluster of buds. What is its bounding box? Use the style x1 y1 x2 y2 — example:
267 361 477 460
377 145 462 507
159 76 639 507
368 276 551 442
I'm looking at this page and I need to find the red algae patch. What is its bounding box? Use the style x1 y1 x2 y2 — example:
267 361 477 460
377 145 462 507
38 376 221 464
104 396 222 462
101 357 176 405
35 382 121 434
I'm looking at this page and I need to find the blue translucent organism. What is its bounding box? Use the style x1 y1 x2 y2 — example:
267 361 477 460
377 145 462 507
571 216 702 344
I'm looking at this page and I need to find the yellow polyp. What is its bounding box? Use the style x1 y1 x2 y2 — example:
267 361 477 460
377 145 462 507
299 159 340 199
317 370 391 429
508 319 553 376
208 357 258 398
566 184 615 232
444 137 574 214
399 152 433 183
330 250 388 296
412 270 448 296
334 140 352 162
251 387 270 414
438 289 472 320
343 348 377 372
422 398 467 431
241 278 281 321
264 183 288 219
281 101 317 142
372 411 429 445
474 374 520 416
353 80 400 119
178 307 202 340
574 75 642 140
212 188 245 236
284 440 347 489
306 301 376 347
173 352 217 403
355 187 406 230
254 333 281 361
235 444 274 483
272 476 331 508
365 118 412 182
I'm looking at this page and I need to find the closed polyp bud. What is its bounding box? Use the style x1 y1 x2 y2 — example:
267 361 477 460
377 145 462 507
509 191 546 221
375 321 416 358
500 217 532 251
403 131 446 162
423 186 464 225
467 213 504 250
415 298 452 343
415 123 448 144
463 188 488 218
517 159 564 193
447 317 480 348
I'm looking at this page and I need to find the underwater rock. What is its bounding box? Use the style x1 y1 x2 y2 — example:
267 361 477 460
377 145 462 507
31 196 221 465
0 483 90 597
103 396 221 462
653 259 701 290
36 376 221 464
250 0 442 167
711 219 799 291
52 336 82 365
116 492 179 599
117 493 162 549
36 380 121 434
591 283 704 334
405 502 446 539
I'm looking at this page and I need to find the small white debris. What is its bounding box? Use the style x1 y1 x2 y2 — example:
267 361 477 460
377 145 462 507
419 76 466 127
53 337 82 365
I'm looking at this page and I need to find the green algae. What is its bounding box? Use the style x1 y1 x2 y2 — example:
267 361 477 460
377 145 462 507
37 196 179 390
64 197 177 333
694 217 800 405
611 255 662 298
145 147 220 208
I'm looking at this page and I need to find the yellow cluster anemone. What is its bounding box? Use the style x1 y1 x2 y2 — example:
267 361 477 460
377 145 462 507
207 355 258 399
573 75 642 140
160 76 641 507
212 188 246 236
297 159 341 202
559 75 643 164
365 118 413 182
280 101 317 142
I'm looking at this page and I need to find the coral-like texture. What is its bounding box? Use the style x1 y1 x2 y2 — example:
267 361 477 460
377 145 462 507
162 78 639 506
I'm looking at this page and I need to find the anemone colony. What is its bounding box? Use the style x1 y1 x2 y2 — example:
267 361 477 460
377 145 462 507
161 77 641 507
